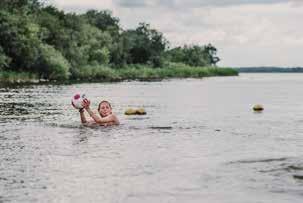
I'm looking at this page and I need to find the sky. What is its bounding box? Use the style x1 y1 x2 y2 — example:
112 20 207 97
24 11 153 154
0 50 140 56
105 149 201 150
49 0 303 67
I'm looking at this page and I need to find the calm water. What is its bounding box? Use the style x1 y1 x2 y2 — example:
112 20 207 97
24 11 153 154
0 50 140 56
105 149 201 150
1 73 303 203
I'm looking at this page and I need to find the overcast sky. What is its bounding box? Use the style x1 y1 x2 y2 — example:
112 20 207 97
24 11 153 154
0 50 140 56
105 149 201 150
50 0 303 67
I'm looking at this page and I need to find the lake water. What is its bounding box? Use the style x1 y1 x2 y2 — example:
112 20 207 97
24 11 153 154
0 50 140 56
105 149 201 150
1 73 303 203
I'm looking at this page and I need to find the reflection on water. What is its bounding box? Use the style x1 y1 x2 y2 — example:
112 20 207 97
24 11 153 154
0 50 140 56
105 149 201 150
0 102 33 115
1 74 303 202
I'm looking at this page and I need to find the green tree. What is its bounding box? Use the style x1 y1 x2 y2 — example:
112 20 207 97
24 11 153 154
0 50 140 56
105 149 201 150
109 34 131 67
37 8 113 76
35 44 70 80
164 47 184 62
83 24 112 65
0 10 41 71
204 43 220 66
0 0 43 14
166 44 220 67
84 10 120 36
0 46 11 69
183 45 208 67
123 23 168 67
36 6 66 46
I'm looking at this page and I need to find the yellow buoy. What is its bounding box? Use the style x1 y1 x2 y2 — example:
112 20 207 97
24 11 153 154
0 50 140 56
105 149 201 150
136 108 146 115
125 108 147 115
124 108 137 115
253 104 264 111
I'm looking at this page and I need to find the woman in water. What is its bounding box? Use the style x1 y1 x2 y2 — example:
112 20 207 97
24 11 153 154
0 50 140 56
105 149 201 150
77 99 119 126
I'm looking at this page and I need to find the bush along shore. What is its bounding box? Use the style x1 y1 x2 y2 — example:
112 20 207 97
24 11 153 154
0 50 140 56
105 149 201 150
0 1 237 84
0 64 238 84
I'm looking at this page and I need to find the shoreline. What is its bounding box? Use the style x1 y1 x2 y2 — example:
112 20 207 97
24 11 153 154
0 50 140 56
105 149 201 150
0 66 238 86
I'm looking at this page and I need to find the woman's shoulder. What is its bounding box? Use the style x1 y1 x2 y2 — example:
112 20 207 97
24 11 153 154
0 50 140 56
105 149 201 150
110 113 120 124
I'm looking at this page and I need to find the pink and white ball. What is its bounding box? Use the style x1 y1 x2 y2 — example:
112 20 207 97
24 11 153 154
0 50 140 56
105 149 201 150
71 93 86 109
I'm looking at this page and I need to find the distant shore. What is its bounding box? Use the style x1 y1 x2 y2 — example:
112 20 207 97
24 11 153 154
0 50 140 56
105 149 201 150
236 67 303 73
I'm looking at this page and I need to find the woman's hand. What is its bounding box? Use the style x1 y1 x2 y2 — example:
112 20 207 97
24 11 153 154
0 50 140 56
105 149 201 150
82 98 91 110
71 101 77 109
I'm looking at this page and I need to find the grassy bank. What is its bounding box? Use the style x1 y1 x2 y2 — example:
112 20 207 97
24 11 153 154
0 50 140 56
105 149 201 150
0 71 40 84
0 63 238 84
72 63 238 82
118 64 237 81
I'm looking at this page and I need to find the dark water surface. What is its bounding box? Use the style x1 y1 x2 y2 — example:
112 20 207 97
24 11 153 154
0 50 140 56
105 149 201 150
1 73 303 202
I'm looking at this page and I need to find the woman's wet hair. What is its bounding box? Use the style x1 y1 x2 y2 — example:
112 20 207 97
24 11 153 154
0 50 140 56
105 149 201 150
98 100 112 111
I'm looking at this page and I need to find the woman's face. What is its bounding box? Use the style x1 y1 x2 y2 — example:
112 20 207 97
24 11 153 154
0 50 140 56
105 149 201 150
99 102 112 117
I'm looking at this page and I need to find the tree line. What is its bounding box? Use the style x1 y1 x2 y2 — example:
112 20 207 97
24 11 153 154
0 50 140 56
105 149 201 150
0 0 221 80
